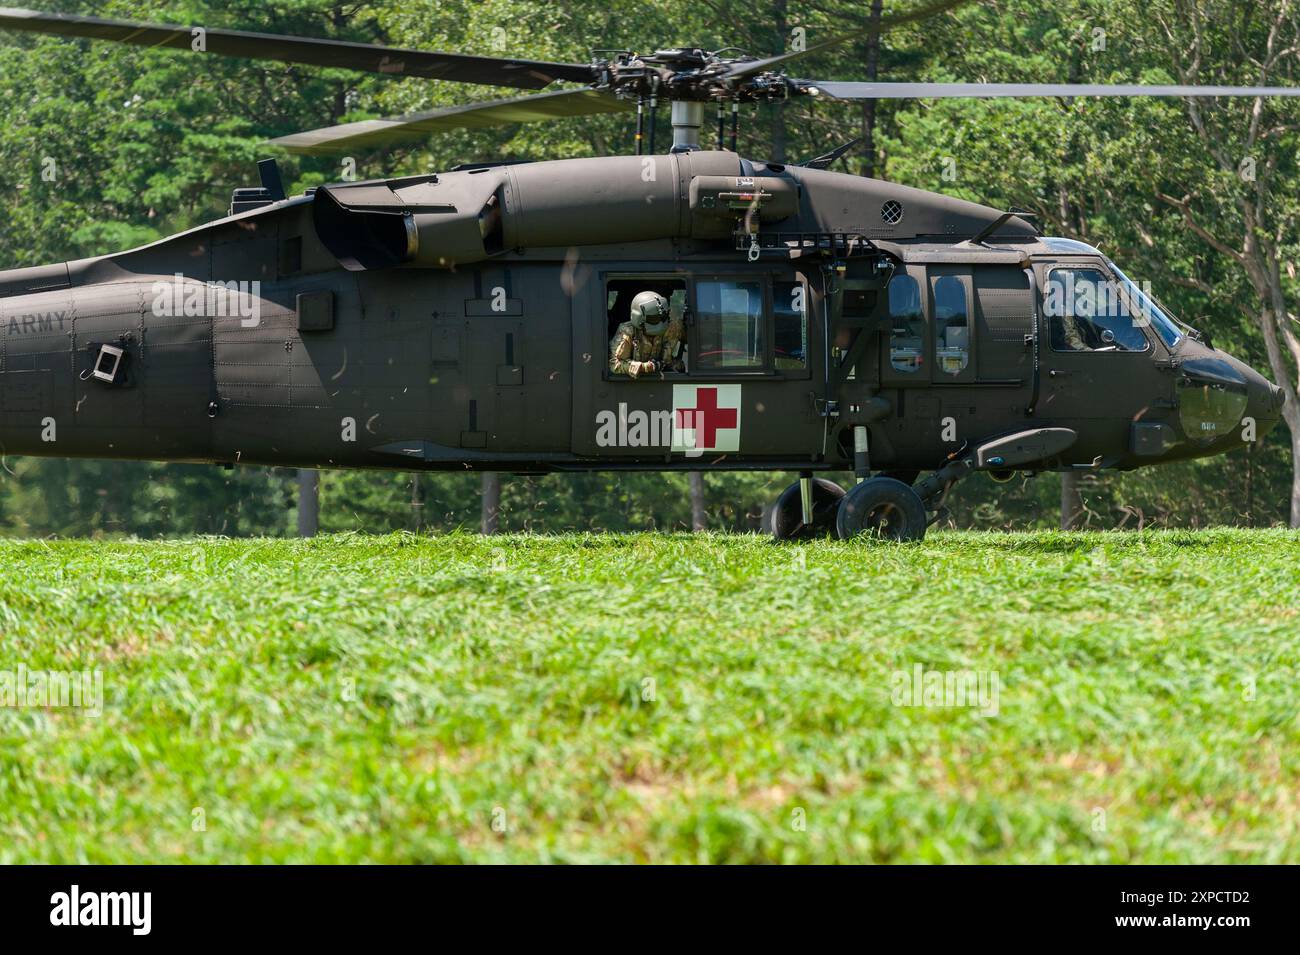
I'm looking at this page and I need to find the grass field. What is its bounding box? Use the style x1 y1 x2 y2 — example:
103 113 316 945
1 529 1298 863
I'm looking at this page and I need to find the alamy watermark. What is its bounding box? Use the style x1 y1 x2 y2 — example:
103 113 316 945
891 664 999 717
1043 272 1159 326
151 273 261 327
0 664 103 717
50 885 150 935
595 404 709 458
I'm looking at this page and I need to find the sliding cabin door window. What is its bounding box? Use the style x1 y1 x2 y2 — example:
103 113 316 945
772 279 807 371
694 278 766 371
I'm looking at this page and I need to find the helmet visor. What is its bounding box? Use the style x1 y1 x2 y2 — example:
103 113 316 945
640 299 668 334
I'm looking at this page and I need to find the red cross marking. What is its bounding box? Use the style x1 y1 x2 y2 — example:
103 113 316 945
676 387 738 448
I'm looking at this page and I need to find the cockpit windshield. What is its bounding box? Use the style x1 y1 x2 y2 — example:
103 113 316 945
1108 263 1183 350
1043 237 1184 349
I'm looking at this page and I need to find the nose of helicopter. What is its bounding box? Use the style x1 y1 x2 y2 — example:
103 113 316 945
1226 354 1284 443
1247 367 1285 430
1172 344 1282 446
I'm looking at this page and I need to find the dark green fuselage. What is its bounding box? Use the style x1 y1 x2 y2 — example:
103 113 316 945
0 151 1283 479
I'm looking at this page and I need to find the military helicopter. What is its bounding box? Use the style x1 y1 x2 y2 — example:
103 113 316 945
0 2 1292 541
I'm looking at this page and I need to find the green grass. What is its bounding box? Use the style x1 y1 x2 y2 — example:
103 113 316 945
1 528 1298 863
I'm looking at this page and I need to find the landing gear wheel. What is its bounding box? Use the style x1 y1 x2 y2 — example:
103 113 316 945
835 477 928 542
770 478 845 540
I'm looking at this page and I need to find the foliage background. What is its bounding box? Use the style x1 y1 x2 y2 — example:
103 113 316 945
0 0 1293 535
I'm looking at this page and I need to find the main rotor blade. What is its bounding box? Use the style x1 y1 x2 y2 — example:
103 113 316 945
0 6 594 89
723 0 980 82
801 80 1300 99
270 88 632 154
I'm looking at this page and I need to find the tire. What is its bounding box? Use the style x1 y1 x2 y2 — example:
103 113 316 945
835 476 928 542
769 478 846 540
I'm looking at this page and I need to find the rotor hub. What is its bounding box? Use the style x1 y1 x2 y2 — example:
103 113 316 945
598 48 795 104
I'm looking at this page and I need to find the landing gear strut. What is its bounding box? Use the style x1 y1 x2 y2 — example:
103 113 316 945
817 428 1074 542
768 450 983 544
769 463 963 543
913 456 973 515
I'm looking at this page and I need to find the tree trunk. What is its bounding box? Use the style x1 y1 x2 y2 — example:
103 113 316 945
410 472 424 532
1290 426 1300 529
1245 443 1254 527
1250 284 1300 527
771 0 788 163
689 472 707 531
297 469 319 538
1263 294 1300 528
481 472 501 535
1060 471 1081 530
860 0 883 178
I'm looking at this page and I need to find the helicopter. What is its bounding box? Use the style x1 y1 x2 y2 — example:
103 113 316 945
0 2 1292 541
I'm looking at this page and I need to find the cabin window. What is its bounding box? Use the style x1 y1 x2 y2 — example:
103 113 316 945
932 275 970 375
695 279 765 370
887 274 924 373
773 280 807 370
1045 267 1151 353
605 277 689 374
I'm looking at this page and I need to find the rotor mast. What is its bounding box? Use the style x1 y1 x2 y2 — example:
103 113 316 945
670 101 705 151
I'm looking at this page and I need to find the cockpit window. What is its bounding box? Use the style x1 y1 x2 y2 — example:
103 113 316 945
1042 237 1183 349
1108 263 1184 349
1045 267 1151 353
1043 237 1103 255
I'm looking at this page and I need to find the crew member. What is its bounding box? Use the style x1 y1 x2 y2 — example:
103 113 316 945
609 290 685 377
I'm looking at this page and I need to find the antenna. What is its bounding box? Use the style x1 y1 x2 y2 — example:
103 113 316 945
967 211 1014 246
802 138 862 170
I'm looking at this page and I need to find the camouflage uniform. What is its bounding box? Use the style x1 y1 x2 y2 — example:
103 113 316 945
608 315 685 377
1056 312 1089 351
